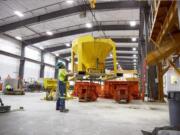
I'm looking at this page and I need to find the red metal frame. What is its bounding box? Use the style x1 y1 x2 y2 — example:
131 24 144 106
73 82 100 102
103 81 140 103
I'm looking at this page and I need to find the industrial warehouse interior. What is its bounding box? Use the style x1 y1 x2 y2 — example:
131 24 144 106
0 0 180 135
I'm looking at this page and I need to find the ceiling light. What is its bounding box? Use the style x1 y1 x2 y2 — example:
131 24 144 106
66 43 71 47
133 54 137 58
85 23 92 28
15 36 22 40
132 37 137 42
55 54 59 57
46 31 53 36
39 46 44 50
129 21 136 27
116 62 118 65
14 11 24 17
133 63 137 65
133 59 137 62
132 48 137 51
66 0 74 4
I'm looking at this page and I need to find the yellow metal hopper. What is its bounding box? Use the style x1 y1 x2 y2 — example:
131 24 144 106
71 35 117 74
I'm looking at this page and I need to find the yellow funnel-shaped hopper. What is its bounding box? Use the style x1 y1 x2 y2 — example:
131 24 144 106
71 35 117 74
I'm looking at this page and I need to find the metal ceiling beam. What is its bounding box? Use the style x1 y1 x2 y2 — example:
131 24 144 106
23 24 139 46
57 49 138 55
116 44 139 48
106 60 136 64
106 56 138 60
116 50 138 54
45 46 136 53
106 65 135 70
0 1 145 33
106 62 136 66
112 38 137 43
59 53 71 58
59 53 138 59
44 45 69 52
44 39 137 52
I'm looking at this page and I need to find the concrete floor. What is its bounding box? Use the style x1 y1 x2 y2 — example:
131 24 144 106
0 92 169 135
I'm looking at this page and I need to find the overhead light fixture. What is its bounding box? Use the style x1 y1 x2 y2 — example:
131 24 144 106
85 23 92 28
14 11 24 17
55 54 59 57
133 48 136 51
133 63 137 66
39 46 44 50
129 21 136 27
66 0 74 4
133 59 137 62
46 31 53 36
133 54 137 58
15 36 22 40
65 43 71 47
132 37 137 42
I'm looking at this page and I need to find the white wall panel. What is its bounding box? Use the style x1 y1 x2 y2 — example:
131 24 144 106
164 68 180 94
44 66 55 78
44 53 55 65
0 35 21 55
24 61 40 81
25 46 41 61
0 55 20 80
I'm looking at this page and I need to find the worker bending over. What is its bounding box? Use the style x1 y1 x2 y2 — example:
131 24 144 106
56 62 71 113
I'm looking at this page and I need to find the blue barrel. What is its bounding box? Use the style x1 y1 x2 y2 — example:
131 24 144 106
168 91 180 127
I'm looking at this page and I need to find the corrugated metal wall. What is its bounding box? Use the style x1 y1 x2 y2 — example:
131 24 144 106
44 53 55 65
0 55 20 79
0 35 21 80
44 66 55 78
24 61 40 81
0 35 21 55
25 47 41 61
0 35 56 81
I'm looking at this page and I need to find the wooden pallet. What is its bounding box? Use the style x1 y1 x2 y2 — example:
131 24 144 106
4 91 25 95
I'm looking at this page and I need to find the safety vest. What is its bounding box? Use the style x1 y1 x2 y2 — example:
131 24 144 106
58 69 67 82
6 84 11 89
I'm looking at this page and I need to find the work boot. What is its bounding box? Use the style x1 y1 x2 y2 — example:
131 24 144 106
60 108 69 113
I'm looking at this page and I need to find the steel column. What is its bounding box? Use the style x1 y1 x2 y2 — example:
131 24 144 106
54 57 59 79
40 51 45 78
18 45 25 79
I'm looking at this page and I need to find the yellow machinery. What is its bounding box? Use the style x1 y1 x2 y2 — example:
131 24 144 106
43 78 57 100
43 78 73 100
71 35 117 75
89 0 96 9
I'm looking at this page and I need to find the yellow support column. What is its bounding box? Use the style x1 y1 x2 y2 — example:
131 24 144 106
89 0 96 9
77 42 83 72
112 44 117 74
71 51 74 73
